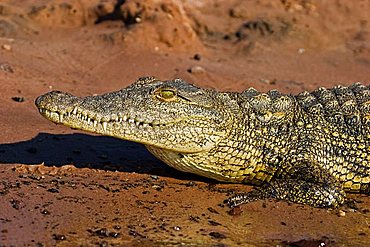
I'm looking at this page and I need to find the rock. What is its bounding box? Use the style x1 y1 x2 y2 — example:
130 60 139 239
188 65 206 74
1 44 11 51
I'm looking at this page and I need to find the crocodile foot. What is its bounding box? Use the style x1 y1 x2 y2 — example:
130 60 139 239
226 179 346 208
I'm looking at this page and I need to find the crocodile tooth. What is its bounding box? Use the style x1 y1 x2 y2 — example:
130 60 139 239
87 117 91 124
143 123 149 128
73 106 78 115
135 121 140 126
93 120 98 127
59 114 64 122
128 119 134 124
119 117 123 122
102 121 108 132
123 116 128 121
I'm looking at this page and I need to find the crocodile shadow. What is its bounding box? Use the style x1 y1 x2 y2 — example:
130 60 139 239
0 132 209 181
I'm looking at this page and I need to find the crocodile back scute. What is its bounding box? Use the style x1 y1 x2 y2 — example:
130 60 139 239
241 88 294 113
295 83 370 138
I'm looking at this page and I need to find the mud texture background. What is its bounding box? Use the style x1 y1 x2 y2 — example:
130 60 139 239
1 0 370 246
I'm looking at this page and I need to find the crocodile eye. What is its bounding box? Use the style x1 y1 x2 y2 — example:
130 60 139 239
160 89 175 99
154 88 177 101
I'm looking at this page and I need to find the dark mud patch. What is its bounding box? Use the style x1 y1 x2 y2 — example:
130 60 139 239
280 236 333 247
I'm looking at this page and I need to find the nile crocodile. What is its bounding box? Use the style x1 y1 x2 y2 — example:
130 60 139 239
35 77 370 208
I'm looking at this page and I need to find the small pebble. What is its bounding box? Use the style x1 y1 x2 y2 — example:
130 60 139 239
193 54 201 60
185 181 196 187
173 226 181 231
47 188 59 193
298 48 305 54
113 225 121 230
188 65 206 74
1 44 11 51
259 78 276 85
41 209 50 215
108 232 120 238
10 199 21 210
338 210 346 217
0 63 14 73
52 234 66 241
12 96 25 102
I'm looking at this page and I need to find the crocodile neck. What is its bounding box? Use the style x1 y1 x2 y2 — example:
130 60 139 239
146 95 302 184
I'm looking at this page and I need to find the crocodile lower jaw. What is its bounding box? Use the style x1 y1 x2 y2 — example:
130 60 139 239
38 107 169 133
37 105 217 153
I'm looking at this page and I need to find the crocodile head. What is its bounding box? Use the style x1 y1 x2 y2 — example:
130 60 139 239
35 77 236 154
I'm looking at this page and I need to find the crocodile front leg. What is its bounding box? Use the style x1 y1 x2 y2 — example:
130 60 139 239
226 178 346 208
226 160 346 208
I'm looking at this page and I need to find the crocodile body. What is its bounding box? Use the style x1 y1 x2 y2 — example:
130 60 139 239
35 77 370 208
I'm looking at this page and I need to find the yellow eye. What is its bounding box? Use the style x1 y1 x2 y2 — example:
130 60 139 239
154 88 177 101
160 90 175 99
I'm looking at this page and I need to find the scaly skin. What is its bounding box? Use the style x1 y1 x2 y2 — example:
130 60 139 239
35 77 370 208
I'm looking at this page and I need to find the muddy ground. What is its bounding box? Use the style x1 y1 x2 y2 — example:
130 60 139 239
1 0 370 246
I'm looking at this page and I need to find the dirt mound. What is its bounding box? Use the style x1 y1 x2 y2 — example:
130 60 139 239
1 0 369 55
95 0 204 52
26 0 95 28
187 0 370 54
0 1 96 37
0 0 204 52
0 4 33 37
